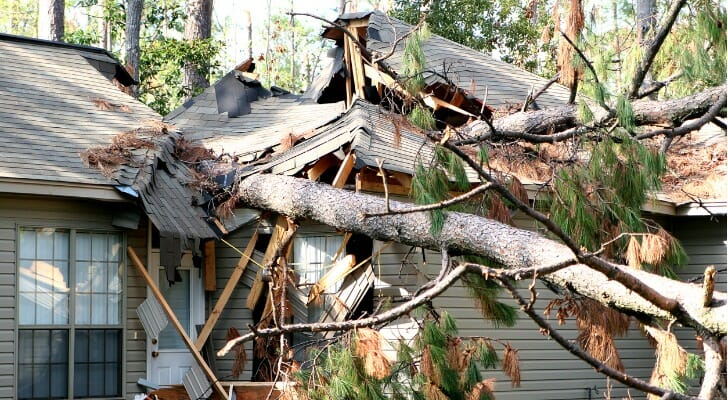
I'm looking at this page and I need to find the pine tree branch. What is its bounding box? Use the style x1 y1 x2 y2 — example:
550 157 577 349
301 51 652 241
635 90 727 142
497 276 695 400
628 0 688 99
232 173 727 336
361 183 493 217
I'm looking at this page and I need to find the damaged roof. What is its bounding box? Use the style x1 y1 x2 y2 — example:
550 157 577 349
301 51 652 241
0 34 216 239
166 70 346 160
320 10 572 109
241 100 439 178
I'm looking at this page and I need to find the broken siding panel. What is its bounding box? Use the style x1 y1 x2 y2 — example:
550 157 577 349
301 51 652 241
210 226 257 380
671 215 726 396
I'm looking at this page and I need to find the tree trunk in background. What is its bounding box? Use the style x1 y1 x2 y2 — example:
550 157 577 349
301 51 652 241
125 0 144 98
38 0 64 41
637 0 658 98
244 9 253 60
183 0 214 100
338 0 346 14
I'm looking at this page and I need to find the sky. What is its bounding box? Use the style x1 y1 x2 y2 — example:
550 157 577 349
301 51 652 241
212 0 382 69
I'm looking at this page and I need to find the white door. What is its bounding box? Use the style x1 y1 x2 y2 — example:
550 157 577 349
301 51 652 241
148 251 204 385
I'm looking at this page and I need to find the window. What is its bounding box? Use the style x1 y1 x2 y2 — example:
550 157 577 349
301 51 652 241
292 234 344 323
17 228 123 399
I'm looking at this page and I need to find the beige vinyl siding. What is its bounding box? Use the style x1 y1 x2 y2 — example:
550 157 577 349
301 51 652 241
125 218 149 398
0 195 147 400
671 215 726 396
209 225 257 380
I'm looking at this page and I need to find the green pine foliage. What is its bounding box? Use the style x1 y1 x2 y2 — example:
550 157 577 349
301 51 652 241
409 104 437 130
461 271 518 328
295 314 506 400
616 95 636 133
549 129 685 275
402 23 430 96
412 146 472 236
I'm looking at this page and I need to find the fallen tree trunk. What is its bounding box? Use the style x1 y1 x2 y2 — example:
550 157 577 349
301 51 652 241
462 84 726 139
235 173 727 336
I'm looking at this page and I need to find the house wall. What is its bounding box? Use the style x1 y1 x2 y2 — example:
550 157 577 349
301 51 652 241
0 195 148 400
209 225 257 380
671 215 727 396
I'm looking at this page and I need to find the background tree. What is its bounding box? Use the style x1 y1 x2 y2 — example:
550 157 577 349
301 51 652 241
392 0 550 72
182 0 214 99
0 0 37 37
38 0 65 41
125 0 144 98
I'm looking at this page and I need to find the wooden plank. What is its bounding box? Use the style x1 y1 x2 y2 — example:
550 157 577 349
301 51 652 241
127 247 229 400
356 170 410 196
203 240 216 292
306 154 339 182
343 30 353 107
347 26 366 99
246 216 289 310
195 231 259 350
423 94 476 117
347 18 370 28
332 152 356 188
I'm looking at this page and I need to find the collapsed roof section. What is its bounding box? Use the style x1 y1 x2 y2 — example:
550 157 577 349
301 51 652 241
308 11 572 116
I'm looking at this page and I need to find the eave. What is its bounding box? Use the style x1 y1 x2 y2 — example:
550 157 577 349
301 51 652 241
0 178 129 202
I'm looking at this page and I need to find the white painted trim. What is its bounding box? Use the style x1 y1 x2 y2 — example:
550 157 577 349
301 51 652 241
0 178 128 202
676 201 728 216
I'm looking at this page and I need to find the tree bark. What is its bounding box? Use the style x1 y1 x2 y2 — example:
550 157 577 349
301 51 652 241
461 85 726 141
124 0 144 98
232 173 727 336
38 0 64 41
183 0 214 99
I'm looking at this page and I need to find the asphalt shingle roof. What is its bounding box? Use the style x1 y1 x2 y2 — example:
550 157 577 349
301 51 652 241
364 11 572 109
0 34 215 240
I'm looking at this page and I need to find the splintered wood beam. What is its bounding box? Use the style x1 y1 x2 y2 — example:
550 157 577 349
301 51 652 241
246 216 290 310
195 231 259 350
127 246 228 400
343 31 354 107
347 18 369 28
203 240 216 292
423 94 477 117
364 64 479 119
347 26 366 99
306 154 340 182
356 170 410 196
332 152 356 188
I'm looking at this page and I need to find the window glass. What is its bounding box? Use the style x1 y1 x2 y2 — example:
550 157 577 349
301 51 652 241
292 234 344 323
18 229 123 399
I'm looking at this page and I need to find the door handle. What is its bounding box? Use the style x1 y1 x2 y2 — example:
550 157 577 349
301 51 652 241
151 351 159 358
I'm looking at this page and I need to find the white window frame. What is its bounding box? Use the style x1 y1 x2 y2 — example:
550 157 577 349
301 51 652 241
16 227 126 400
